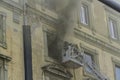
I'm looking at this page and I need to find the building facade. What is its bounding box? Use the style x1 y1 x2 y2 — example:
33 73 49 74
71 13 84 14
0 0 120 80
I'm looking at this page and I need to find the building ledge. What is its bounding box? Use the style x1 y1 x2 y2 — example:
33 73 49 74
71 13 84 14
1 0 22 11
0 53 12 61
74 28 120 55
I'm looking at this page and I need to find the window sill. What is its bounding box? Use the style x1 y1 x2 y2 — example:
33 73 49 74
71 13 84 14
44 56 59 64
110 37 120 44
1 0 22 10
0 53 11 61
79 22 90 29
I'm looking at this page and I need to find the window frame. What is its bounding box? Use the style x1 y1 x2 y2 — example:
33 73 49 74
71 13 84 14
115 65 120 80
112 58 120 80
105 6 120 42
81 46 99 79
13 11 20 24
84 51 95 74
0 57 9 80
43 26 57 62
108 17 119 40
0 12 7 48
78 0 94 29
80 3 89 26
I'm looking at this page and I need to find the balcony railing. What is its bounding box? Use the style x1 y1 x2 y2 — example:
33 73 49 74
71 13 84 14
62 41 84 68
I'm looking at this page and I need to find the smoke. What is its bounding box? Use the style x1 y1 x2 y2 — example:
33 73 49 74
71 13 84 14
38 0 80 61
56 0 80 41
51 0 80 57
56 0 79 17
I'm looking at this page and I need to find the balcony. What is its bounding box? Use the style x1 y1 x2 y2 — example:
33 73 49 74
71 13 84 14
62 41 84 68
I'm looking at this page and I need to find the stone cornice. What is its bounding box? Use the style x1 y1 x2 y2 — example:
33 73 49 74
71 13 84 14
42 64 73 78
0 0 23 12
104 5 120 17
26 4 58 26
74 28 120 54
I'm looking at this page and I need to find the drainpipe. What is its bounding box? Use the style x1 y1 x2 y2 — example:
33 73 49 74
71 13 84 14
23 0 33 80
99 0 120 12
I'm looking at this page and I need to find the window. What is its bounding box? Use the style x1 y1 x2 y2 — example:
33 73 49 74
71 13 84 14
46 32 58 60
13 12 20 24
0 13 6 47
84 52 94 74
43 28 58 61
83 51 102 79
0 58 8 80
115 65 120 80
0 13 6 46
112 58 120 80
0 15 4 42
80 4 89 25
0 60 4 80
108 18 118 39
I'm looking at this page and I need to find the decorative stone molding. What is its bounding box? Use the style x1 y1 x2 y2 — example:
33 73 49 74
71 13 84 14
112 57 120 66
42 64 72 79
74 28 120 54
0 54 11 61
13 10 20 24
0 0 22 11
0 12 7 48
26 4 58 27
